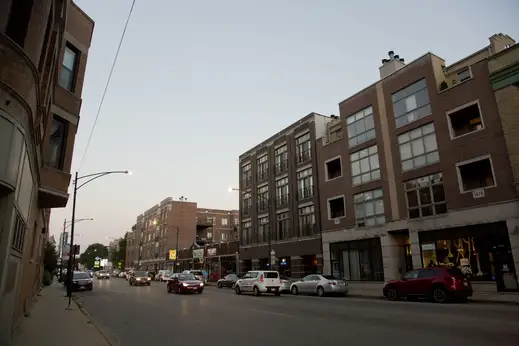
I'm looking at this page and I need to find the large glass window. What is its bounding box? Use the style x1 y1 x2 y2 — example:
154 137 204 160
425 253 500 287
59 44 79 91
274 145 288 174
257 185 269 212
296 133 311 163
398 123 439 172
330 238 384 281
392 78 432 127
44 116 68 169
275 177 289 206
297 168 313 200
298 205 316 237
241 221 252 245
354 189 385 227
241 162 251 187
242 192 251 216
257 155 268 181
405 173 447 219
258 216 269 243
346 106 375 147
277 212 290 240
350 145 380 185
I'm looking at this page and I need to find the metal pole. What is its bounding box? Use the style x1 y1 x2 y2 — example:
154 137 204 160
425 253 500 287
67 172 78 307
267 197 272 269
59 219 66 281
175 227 179 270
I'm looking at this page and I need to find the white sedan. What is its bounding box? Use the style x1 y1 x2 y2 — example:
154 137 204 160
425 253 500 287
290 274 348 297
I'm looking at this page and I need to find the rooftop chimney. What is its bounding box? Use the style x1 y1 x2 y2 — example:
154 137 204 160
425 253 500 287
379 50 406 79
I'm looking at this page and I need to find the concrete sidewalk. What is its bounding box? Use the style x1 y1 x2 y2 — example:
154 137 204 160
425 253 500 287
12 283 111 346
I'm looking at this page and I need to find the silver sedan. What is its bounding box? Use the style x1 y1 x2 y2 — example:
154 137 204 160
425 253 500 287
290 274 348 297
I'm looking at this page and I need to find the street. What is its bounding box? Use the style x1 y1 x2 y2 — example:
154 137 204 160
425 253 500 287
73 278 519 346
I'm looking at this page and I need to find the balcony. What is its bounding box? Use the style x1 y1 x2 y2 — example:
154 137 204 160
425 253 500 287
296 149 311 164
276 194 289 207
297 186 314 200
197 216 213 228
274 159 288 174
39 165 71 208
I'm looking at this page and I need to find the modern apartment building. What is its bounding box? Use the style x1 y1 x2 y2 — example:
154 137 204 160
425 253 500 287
238 114 331 277
126 197 239 272
0 0 94 342
316 33 519 291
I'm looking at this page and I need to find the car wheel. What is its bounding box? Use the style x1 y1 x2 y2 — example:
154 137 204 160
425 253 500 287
291 286 298 295
317 286 325 297
129 281 132 286
235 285 241 295
198 289 203 294
217 282 222 289
433 287 447 303
386 287 398 301
88 285 93 291
253 286 260 297
147 283 151 286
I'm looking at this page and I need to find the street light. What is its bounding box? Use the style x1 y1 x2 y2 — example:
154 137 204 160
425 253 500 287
66 170 130 307
59 218 93 281
228 186 275 269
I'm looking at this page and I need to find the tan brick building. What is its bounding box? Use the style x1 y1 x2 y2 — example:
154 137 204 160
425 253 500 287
0 1 93 342
316 34 519 292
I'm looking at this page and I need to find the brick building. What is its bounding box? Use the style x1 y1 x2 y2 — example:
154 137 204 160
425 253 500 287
0 1 93 342
316 34 519 291
125 197 238 272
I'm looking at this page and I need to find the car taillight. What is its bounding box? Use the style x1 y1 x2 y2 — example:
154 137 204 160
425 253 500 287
260 275 264 282
280 280 285 284
327 281 337 285
446 276 456 289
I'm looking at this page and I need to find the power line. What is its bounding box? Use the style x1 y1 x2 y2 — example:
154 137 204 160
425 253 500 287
78 0 136 171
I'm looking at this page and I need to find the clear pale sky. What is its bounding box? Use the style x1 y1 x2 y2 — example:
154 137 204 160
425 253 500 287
50 0 519 249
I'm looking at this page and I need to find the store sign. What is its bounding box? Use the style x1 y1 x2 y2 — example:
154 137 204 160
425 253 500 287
207 248 216 256
193 249 204 263
169 250 177 260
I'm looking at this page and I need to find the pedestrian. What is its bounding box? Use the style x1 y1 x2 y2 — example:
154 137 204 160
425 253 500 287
427 260 436 268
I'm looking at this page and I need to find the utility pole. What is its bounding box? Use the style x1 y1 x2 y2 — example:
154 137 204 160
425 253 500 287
175 226 179 270
59 219 66 281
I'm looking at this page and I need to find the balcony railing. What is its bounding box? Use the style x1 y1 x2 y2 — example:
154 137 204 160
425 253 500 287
257 200 269 212
276 194 289 207
297 185 314 200
242 176 252 188
257 169 268 181
300 223 318 237
296 149 311 164
274 159 288 174
197 217 213 227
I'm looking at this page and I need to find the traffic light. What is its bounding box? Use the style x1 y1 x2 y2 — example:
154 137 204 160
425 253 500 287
72 244 80 255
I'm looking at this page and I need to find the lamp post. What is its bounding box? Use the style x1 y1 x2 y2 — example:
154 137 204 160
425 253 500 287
66 170 130 307
59 218 93 281
228 187 275 269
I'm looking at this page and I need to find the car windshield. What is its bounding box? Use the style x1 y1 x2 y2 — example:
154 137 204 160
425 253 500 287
178 274 196 281
323 275 339 280
227 274 237 279
134 271 147 277
99 271 108 274
447 268 464 277
264 272 278 278
74 273 90 280
190 271 203 276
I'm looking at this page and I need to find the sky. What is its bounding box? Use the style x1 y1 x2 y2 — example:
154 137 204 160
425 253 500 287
50 0 519 249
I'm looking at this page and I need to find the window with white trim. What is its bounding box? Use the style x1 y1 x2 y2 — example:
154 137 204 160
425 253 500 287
325 157 342 180
350 145 380 185
392 79 432 127
448 102 483 138
405 173 447 219
346 106 375 147
457 157 496 192
328 196 345 219
398 123 439 172
354 189 385 227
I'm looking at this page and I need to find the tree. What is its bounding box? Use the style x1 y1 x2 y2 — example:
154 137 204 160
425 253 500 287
79 243 108 269
43 241 58 273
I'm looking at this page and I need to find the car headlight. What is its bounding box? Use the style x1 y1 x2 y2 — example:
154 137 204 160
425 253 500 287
73 281 78 284
147 277 151 280
182 282 188 286
199 282 204 287
136 278 141 281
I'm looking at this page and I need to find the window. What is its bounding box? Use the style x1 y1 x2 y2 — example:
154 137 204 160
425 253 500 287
457 68 471 82
59 44 79 91
11 212 27 253
398 123 439 171
354 189 385 227
242 192 251 216
241 221 252 245
297 168 313 200
299 205 316 236
405 173 447 219
5 0 33 48
329 238 384 281
328 196 345 219
346 106 375 147
44 116 68 169
325 157 342 181
277 212 290 240
275 177 289 206
350 145 380 185
296 133 311 163
447 102 483 138
221 218 228 226
258 217 269 243
274 145 288 174
392 79 432 127
457 157 496 192
257 155 268 181
257 185 269 212
405 270 419 279
241 163 252 187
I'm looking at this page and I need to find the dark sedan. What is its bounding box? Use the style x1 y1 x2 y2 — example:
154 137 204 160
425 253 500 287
217 274 239 289
129 271 151 286
167 273 204 294
68 272 93 291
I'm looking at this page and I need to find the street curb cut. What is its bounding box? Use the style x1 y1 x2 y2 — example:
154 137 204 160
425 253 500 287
72 297 119 346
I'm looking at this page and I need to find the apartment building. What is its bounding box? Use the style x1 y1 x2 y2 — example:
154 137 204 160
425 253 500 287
0 1 94 342
316 33 519 292
127 197 239 272
238 114 331 277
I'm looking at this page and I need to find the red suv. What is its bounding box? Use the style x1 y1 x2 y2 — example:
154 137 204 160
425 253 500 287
383 267 472 303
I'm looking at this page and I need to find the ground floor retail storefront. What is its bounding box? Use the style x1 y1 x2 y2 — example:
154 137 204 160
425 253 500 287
322 202 519 292
239 237 322 278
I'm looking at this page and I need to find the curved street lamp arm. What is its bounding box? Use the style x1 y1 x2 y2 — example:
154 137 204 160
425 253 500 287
77 170 128 181
229 187 269 204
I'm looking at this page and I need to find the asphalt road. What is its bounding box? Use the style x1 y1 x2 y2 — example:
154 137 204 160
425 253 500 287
73 278 519 346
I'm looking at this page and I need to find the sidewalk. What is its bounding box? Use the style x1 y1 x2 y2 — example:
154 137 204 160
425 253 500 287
12 283 111 346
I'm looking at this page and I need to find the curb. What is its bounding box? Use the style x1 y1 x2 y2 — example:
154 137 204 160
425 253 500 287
72 297 119 346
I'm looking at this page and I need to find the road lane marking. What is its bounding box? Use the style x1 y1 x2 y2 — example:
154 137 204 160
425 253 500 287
247 309 293 318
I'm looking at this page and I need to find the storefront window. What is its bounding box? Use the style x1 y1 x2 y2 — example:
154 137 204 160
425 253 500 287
329 238 384 281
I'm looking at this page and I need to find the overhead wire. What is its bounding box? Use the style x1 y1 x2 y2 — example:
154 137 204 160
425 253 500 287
77 0 137 171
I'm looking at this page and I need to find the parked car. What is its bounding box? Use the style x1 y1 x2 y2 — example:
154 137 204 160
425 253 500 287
279 275 297 293
167 273 204 294
155 270 167 281
66 271 93 291
118 272 126 278
217 274 240 289
129 271 151 286
96 270 110 280
383 267 473 303
290 274 348 297
234 270 281 296
161 271 173 282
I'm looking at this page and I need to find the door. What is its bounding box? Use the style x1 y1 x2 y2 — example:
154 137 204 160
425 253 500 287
242 272 258 292
401 270 420 295
305 275 321 293
416 268 439 295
